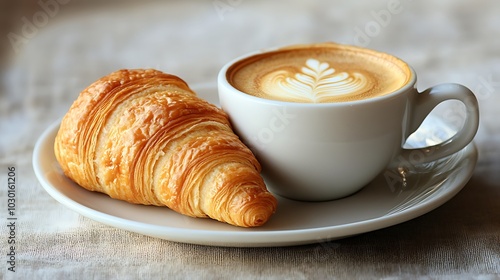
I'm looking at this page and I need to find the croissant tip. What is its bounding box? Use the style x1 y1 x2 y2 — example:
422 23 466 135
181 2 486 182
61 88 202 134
246 213 273 228
234 195 278 228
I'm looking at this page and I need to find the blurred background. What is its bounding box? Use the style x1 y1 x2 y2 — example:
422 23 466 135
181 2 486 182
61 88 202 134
1 0 499 170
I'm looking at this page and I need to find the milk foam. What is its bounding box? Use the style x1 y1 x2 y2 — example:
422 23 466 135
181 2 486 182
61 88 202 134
261 58 370 103
227 43 411 103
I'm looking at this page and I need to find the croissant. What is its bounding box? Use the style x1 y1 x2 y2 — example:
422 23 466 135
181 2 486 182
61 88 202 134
54 69 277 227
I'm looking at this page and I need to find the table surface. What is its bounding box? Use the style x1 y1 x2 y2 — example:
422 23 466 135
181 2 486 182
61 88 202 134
1 0 499 279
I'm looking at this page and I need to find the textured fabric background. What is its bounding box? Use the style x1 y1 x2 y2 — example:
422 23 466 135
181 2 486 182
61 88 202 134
1 0 499 279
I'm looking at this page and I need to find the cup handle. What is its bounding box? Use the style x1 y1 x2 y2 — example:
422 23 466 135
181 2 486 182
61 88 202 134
401 83 479 163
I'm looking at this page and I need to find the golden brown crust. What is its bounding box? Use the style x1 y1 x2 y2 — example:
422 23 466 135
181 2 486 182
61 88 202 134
54 69 277 227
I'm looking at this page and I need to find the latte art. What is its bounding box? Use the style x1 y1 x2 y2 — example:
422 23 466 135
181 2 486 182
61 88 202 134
263 58 371 103
226 43 411 103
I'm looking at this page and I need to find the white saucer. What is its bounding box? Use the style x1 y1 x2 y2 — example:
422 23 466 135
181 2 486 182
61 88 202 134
33 84 478 247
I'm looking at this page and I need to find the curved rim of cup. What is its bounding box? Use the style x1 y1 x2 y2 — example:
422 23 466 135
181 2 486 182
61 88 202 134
217 43 417 107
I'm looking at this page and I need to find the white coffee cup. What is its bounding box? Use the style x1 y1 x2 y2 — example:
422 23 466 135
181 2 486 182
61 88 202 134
218 43 479 201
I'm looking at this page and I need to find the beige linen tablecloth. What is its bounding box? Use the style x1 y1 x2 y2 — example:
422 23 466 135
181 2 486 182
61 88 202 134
1 0 499 279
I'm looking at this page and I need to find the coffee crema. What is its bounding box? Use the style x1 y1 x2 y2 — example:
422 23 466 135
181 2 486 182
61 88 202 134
226 43 412 103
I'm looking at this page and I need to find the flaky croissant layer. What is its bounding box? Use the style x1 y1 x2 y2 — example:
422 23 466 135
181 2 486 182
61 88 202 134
54 69 277 227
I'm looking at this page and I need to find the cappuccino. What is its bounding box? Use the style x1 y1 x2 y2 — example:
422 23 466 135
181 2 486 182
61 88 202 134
219 43 479 201
227 43 411 103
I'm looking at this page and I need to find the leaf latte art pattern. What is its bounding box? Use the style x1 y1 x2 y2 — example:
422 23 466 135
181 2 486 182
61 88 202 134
262 58 370 103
